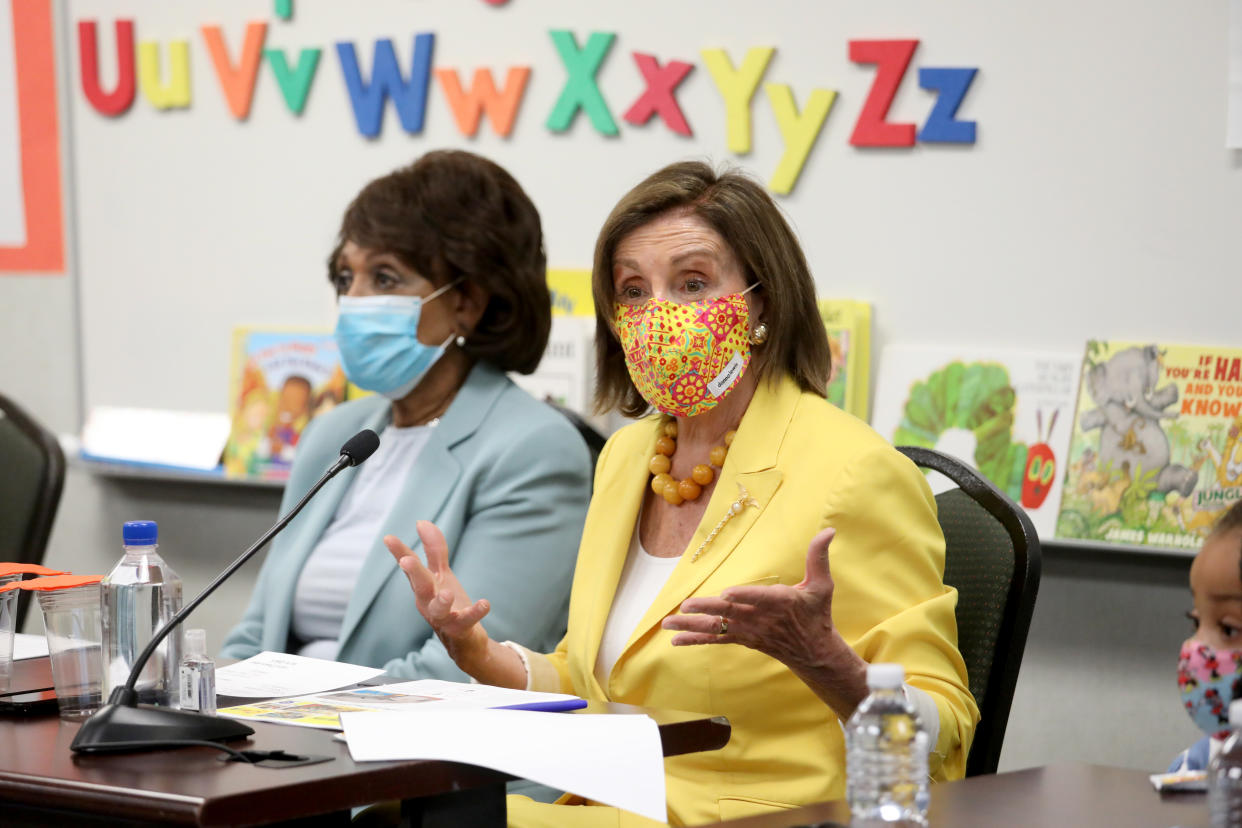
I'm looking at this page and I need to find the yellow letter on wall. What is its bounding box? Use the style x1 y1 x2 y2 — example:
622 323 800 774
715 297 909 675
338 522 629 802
765 83 836 195
138 40 191 109
700 47 774 155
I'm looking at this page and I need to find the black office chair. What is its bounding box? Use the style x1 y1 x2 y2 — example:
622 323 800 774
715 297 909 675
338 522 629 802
0 393 66 629
546 402 607 481
897 445 1042 777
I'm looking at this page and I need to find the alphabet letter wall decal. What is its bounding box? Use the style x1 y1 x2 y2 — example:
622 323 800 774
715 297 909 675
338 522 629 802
137 39 191 110
916 67 978 144
848 39 918 147
701 46 774 154
435 66 530 137
78 19 136 116
265 48 321 115
336 34 436 137
201 22 269 120
765 84 836 194
622 53 694 136
545 30 618 135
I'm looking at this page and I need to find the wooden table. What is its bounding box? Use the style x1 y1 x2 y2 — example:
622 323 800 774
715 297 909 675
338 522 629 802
0 658 731 827
706 762 1207 828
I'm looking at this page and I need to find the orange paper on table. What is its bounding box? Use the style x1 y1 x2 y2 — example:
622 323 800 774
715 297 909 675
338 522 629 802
0 563 66 578
0 574 103 592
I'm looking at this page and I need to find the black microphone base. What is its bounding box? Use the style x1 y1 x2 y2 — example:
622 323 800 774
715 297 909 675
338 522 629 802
70 703 255 754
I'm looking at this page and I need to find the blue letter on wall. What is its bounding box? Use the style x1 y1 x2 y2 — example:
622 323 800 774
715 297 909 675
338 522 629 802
336 34 435 137
917 67 978 144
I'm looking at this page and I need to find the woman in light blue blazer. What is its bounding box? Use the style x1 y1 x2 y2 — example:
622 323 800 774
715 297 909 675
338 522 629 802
221 151 591 682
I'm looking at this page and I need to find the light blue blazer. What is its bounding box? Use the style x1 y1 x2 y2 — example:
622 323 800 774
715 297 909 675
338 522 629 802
220 362 591 681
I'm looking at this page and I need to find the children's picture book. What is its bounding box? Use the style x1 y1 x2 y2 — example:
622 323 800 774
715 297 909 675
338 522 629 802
817 299 872 421
224 329 348 480
1056 341 1242 551
871 345 1081 540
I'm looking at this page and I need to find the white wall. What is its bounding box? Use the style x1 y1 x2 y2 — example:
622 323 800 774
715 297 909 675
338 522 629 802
0 0 1233 774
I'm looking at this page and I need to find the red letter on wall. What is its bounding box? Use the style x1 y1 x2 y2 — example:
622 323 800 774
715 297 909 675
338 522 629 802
848 39 918 147
78 19 136 116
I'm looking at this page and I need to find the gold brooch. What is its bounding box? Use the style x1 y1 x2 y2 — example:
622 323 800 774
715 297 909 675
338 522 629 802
690 483 759 562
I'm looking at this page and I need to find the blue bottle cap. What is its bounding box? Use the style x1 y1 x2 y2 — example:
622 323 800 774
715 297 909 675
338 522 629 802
122 520 158 545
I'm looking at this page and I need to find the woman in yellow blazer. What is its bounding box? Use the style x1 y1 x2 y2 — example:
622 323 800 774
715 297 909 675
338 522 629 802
385 162 979 827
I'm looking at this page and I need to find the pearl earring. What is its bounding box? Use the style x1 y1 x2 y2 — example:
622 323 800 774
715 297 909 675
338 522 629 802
749 322 769 345
455 334 466 348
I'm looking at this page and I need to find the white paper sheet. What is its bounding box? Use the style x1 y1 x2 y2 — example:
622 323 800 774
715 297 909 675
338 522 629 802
80 406 230 472
342 708 667 823
12 633 49 660
216 652 385 698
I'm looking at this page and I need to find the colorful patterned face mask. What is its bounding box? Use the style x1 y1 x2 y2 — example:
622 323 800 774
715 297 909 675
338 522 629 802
1178 640 1242 737
614 287 756 418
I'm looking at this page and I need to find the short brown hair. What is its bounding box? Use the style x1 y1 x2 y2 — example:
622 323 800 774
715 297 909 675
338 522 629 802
330 150 549 374
592 161 831 417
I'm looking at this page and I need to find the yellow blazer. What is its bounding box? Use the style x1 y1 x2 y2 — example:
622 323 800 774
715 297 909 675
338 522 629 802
512 373 978 827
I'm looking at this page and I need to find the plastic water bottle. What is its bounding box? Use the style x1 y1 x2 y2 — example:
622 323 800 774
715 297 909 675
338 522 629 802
845 663 930 826
179 628 216 715
1210 699 1242 827
101 520 184 706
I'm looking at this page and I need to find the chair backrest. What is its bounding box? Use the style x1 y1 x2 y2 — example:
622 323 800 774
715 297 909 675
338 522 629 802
896 445 1041 777
0 393 66 628
546 403 607 487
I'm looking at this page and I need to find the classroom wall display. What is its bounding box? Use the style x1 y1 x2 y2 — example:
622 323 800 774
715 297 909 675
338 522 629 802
871 345 1080 540
0 0 64 272
1056 341 1242 552
70 6 980 195
224 328 348 480
817 299 872 421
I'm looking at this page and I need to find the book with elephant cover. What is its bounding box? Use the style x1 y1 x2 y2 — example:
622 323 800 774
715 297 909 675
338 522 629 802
870 345 1080 540
817 299 872 421
1055 341 1242 551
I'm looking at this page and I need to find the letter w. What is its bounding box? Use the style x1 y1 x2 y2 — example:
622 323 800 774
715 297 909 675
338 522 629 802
435 66 531 137
336 34 435 138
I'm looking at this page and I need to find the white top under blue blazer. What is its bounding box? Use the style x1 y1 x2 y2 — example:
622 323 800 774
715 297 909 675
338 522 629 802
220 362 592 680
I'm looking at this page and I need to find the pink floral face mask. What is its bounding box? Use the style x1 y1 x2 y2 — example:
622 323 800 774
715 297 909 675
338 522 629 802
1178 640 1242 737
614 288 755 418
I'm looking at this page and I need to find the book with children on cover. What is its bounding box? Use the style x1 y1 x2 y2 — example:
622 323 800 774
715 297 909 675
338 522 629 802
870 345 1080 540
223 329 349 480
1055 341 1242 551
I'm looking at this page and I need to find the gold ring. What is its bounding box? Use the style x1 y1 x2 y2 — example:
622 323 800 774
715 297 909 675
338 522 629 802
718 616 729 636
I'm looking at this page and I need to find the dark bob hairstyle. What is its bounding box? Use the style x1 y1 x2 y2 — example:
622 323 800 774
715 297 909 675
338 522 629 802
592 161 832 417
329 150 549 375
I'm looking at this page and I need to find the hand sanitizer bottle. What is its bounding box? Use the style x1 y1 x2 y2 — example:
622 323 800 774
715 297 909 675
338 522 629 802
179 628 216 715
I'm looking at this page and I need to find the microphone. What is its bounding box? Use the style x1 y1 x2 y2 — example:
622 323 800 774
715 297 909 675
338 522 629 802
71 429 381 754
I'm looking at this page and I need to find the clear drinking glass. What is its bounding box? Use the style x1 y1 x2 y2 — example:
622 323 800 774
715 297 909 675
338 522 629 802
0 573 18 693
38 583 104 720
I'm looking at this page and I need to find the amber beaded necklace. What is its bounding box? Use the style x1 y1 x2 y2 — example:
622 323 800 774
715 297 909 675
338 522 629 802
648 419 736 506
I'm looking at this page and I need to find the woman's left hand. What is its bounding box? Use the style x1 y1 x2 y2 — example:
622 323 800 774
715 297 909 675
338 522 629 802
660 527 869 718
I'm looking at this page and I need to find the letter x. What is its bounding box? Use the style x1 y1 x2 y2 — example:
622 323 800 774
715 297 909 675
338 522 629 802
546 30 618 135
623 53 694 136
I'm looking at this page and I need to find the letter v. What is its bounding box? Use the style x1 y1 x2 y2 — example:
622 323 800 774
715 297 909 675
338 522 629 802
201 22 268 120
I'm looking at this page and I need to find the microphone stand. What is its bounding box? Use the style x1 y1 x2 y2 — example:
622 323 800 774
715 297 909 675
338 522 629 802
72 439 373 754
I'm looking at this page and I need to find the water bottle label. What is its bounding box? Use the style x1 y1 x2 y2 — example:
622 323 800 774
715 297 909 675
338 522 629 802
180 665 201 712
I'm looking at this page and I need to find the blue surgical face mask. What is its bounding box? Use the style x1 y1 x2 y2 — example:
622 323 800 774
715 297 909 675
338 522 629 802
334 281 460 400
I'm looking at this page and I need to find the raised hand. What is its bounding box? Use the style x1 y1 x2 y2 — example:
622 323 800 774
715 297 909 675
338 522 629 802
384 520 490 667
661 527 869 718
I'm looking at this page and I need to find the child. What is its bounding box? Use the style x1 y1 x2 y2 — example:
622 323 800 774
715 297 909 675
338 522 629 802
1170 499 1242 772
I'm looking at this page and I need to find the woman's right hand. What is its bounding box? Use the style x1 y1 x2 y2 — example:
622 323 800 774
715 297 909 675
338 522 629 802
384 521 492 669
